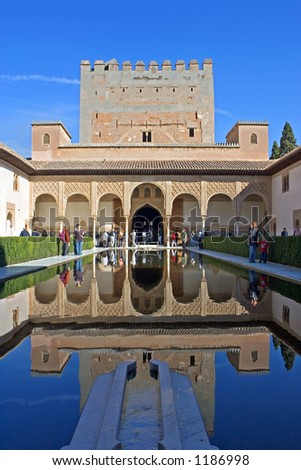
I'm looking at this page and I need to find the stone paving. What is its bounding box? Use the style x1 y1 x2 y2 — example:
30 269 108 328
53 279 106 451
0 246 301 286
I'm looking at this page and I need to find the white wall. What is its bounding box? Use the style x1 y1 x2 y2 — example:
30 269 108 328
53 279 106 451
272 162 301 235
0 290 30 337
271 292 301 341
0 164 30 236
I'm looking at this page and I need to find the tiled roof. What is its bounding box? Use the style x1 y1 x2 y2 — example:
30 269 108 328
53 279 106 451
31 159 271 175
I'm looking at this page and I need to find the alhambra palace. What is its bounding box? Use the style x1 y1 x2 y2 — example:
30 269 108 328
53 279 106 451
1 57 301 238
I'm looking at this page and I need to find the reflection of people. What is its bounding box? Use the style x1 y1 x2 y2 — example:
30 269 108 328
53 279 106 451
248 270 260 306
248 221 259 263
74 258 84 287
20 224 30 236
60 264 70 286
260 274 268 292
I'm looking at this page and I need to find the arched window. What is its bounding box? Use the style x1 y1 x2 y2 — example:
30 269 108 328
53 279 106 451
43 133 50 145
155 187 162 198
144 187 151 198
133 187 140 198
250 133 258 144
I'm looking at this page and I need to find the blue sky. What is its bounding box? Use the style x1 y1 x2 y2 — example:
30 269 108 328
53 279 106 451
0 0 300 158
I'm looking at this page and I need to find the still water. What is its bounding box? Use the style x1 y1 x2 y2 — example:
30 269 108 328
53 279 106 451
0 249 301 450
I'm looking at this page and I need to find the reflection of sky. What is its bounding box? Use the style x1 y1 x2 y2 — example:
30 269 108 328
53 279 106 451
0 338 80 450
212 339 301 450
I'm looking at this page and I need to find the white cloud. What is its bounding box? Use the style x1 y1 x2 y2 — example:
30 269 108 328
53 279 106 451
0 74 79 85
215 108 234 118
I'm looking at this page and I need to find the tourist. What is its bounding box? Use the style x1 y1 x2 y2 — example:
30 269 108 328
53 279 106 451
31 227 40 236
281 227 288 236
74 224 84 255
118 228 124 247
102 231 108 248
248 221 259 263
171 231 177 247
181 228 188 248
131 229 137 246
293 226 301 236
61 226 70 256
259 237 268 263
157 227 163 245
20 224 30 236
198 229 204 249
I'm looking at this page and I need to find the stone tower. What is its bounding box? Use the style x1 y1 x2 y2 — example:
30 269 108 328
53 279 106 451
79 58 214 145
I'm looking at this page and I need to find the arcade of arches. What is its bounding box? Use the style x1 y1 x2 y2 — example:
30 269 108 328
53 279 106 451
32 179 269 243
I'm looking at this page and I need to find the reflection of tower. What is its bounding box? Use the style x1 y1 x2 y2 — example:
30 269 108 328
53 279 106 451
189 351 215 436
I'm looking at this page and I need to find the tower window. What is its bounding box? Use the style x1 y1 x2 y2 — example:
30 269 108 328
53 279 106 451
42 133 50 145
142 131 152 142
189 128 195 138
250 133 258 144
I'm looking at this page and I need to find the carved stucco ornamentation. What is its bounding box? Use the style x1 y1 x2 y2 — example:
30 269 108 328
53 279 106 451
32 181 59 203
171 182 201 203
97 181 124 202
65 182 90 200
206 181 237 201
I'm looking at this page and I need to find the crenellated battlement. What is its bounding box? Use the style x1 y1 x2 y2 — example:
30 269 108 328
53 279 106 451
80 57 214 145
81 58 212 73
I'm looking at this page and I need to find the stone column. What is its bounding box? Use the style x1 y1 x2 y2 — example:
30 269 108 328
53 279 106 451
125 216 129 248
166 216 171 248
92 217 96 246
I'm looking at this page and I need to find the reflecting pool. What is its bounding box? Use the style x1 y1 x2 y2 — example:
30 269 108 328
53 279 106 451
0 249 301 449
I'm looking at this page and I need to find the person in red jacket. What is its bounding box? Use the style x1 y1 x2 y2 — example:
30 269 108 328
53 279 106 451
61 226 70 256
259 237 268 263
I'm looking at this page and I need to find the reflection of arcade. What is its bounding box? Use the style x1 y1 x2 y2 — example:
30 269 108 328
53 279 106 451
130 251 165 314
31 252 270 319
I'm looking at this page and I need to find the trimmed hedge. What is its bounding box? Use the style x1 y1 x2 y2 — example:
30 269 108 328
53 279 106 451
0 236 94 267
0 265 60 299
204 235 301 268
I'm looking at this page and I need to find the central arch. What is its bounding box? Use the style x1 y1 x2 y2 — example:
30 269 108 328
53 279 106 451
131 204 163 243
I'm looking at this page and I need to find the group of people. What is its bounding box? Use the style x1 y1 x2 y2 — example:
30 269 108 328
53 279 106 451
97 228 124 248
59 224 85 256
281 226 301 236
248 221 301 263
171 229 204 249
59 258 84 288
19 224 48 237
248 221 268 264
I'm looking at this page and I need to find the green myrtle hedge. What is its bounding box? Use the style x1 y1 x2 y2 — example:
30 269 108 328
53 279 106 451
0 236 94 267
204 235 301 268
